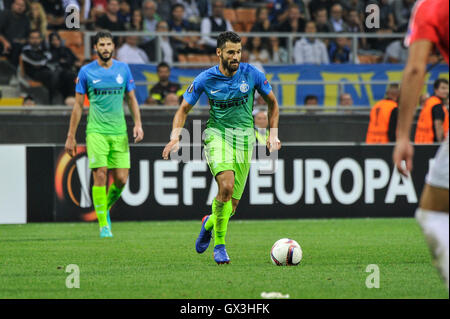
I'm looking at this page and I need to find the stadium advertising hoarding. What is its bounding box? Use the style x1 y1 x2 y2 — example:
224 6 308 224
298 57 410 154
39 144 439 222
129 64 449 106
0 145 26 224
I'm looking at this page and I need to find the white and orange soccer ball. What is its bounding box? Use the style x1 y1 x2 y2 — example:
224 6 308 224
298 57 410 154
270 238 303 266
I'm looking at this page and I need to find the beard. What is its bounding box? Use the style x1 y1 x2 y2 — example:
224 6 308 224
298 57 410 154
98 50 112 63
221 56 240 73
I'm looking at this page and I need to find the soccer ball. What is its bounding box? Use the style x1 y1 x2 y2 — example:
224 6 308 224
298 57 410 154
270 238 303 266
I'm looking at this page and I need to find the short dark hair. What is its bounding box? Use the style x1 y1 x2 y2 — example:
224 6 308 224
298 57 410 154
29 29 42 37
217 31 241 49
94 31 113 45
304 95 318 104
434 78 449 90
157 61 170 70
171 3 184 13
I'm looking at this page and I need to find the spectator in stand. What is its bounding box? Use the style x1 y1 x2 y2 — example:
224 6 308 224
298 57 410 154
141 20 174 64
308 0 331 19
339 92 354 113
246 36 270 65
345 8 367 50
117 35 149 64
89 0 106 24
92 0 108 12
29 2 47 39
128 8 144 30
76 0 96 30
251 6 273 33
0 0 30 66
305 95 319 106
117 0 131 26
142 0 161 42
276 4 306 47
392 0 415 32
346 8 362 33
20 30 58 104
48 31 80 100
95 0 126 31
268 36 288 64
304 94 320 113
378 0 396 31
200 0 233 54
253 109 269 145
383 39 408 64
365 0 396 51
293 21 329 65
241 48 265 105
64 96 76 107
312 7 331 34
164 93 180 106
339 93 353 106
154 0 172 22
168 3 200 57
340 0 365 14
41 0 66 30
419 93 430 109
327 3 348 33
270 0 307 25
22 94 36 106
145 62 183 105
175 0 205 27
328 35 351 64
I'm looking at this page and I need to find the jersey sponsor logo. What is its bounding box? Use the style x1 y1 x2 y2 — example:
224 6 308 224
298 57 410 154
93 79 101 84
240 82 249 93
211 89 221 94
93 87 124 95
210 94 249 109
116 74 124 84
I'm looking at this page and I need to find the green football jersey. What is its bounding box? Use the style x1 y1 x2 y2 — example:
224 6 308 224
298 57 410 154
183 63 272 149
75 59 136 135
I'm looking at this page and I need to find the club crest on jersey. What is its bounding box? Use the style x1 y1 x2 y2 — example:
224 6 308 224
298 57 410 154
240 82 249 93
116 74 124 84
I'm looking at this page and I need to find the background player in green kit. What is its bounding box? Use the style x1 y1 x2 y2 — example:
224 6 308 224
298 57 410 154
162 31 281 264
65 31 144 238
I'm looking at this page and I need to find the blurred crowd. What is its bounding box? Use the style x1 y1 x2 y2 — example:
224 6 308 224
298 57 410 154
0 0 443 106
1 0 427 67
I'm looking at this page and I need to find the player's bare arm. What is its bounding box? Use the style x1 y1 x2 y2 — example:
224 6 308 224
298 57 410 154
126 89 144 143
64 92 85 157
162 98 193 159
263 91 281 152
393 40 434 176
433 119 445 142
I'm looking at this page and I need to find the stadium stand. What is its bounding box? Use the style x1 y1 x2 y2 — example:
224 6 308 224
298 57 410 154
0 0 445 108
58 30 85 62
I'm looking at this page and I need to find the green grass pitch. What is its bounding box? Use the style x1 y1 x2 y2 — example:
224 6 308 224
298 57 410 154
0 218 448 299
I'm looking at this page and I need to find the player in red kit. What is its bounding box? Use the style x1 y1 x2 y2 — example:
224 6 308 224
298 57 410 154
393 0 449 289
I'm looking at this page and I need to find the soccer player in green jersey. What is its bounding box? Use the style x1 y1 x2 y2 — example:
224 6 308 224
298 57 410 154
162 31 281 264
65 31 144 238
